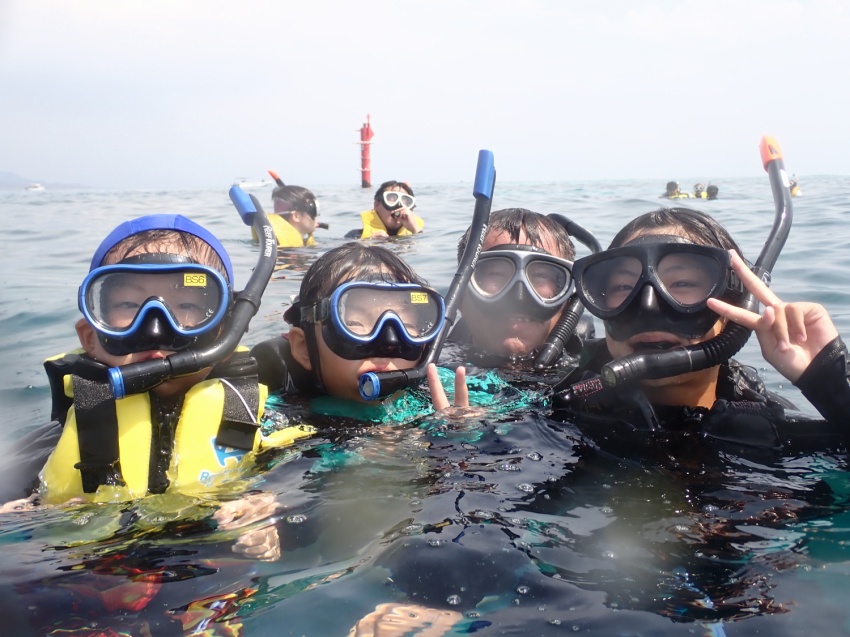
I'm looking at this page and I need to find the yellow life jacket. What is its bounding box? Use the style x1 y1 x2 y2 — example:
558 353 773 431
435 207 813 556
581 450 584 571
358 209 424 239
666 192 694 199
40 351 314 504
252 214 316 248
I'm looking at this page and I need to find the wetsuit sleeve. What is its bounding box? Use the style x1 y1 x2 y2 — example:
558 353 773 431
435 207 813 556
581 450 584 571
793 337 850 426
250 337 290 393
0 420 63 501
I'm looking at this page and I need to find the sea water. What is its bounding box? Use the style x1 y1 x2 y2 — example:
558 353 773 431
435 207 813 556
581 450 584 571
1 176 849 635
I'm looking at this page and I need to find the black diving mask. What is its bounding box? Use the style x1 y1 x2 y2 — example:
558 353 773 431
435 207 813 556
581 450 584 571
467 244 573 321
572 235 745 341
299 281 446 361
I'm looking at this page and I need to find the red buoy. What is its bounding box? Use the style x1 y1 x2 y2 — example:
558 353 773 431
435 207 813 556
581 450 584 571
358 114 374 188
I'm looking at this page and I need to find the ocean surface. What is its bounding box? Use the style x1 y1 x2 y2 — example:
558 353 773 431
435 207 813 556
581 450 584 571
1 175 850 635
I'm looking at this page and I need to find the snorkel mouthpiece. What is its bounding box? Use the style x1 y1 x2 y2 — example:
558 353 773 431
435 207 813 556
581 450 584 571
108 187 277 398
598 135 793 389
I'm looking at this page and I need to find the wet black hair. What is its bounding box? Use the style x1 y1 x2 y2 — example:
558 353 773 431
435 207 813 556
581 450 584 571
101 230 229 282
283 242 429 326
609 207 743 257
272 185 318 218
706 185 719 200
374 180 415 204
456 208 576 261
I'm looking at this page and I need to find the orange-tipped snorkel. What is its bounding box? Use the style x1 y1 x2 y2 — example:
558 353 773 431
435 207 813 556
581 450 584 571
268 169 285 187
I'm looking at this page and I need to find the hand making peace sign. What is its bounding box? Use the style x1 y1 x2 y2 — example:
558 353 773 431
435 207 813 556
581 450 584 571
707 250 839 383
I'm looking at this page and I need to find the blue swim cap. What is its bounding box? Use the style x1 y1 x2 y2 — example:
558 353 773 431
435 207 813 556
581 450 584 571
89 214 234 283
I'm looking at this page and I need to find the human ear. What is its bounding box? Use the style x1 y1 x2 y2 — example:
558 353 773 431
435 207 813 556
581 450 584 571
76 319 98 356
288 327 313 370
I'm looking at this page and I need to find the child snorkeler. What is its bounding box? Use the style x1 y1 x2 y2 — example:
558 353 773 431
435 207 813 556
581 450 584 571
2 213 311 558
251 242 487 418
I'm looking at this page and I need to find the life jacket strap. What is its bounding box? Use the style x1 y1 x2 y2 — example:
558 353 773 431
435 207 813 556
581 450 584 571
44 352 80 424
214 359 262 451
71 357 126 493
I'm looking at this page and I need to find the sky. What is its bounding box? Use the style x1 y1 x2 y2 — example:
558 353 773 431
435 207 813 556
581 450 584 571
2 0 849 190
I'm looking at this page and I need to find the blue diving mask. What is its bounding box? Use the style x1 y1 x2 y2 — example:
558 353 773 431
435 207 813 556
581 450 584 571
299 281 446 361
467 245 574 320
79 253 232 356
572 235 745 341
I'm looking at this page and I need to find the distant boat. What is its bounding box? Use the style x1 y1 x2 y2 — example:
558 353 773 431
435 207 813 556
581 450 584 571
24 183 45 192
232 178 273 190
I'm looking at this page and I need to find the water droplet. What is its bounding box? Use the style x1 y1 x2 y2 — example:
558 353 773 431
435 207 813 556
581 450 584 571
517 483 534 493
572 625 581 631
473 510 494 519
600 506 613 515
499 463 520 472
446 595 461 606
549 619 562 625
526 451 542 461
516 585 530 594
428 539 446 547
466 611 480 619
286 514 307 524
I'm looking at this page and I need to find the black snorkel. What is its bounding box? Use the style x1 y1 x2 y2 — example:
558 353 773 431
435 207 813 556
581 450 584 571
534 214 602 369
357 149 496 401
597 135 794 388
107 186 277 399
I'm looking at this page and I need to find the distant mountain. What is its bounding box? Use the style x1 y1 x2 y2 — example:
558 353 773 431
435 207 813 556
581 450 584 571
0 171 87 190
0 171 32 187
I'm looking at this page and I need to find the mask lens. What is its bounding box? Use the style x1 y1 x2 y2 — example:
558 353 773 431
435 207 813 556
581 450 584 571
382 191 415 209
525 261 571 300
582 255 643 313
336 286 442 340
656 252 723 307
472 256 518 297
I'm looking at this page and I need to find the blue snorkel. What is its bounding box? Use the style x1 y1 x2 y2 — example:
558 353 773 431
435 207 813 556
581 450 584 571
107 187 277 399
358 149 496 401
597 136 794 388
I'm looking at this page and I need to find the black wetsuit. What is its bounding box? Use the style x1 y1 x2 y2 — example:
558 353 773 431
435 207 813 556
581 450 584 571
552 337 850 452
249 335 319 395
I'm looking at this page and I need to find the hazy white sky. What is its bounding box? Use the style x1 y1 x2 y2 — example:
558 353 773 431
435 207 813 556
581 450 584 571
2 0 848 189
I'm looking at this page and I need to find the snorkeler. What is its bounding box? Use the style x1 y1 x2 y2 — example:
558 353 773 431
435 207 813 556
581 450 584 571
551 207 849 441
257 172 328 247
346 180 424 239
3 210 312 562
448 208 597 369
251 243 459 408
